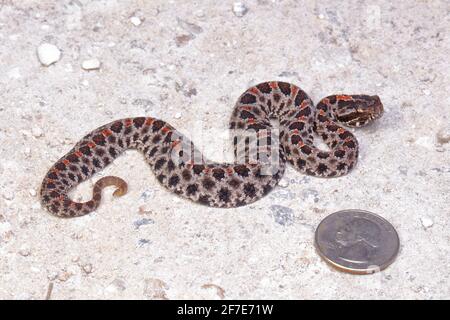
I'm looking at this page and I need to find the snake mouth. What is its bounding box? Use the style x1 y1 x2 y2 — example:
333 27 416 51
372 96 384 119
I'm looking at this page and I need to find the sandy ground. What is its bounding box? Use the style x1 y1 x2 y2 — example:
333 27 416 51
0 0 449 299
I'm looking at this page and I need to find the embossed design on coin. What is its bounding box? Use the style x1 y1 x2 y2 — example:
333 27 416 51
315 209 399 274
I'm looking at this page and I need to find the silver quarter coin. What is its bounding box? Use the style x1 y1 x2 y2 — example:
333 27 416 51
314 209 400 274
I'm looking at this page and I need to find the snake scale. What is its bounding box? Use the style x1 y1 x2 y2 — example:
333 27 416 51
40 81 383 217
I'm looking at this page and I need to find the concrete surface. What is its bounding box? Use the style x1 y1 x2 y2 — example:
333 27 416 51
0 0 449 299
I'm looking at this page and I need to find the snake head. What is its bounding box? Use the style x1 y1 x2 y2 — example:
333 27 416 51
335 95 384 127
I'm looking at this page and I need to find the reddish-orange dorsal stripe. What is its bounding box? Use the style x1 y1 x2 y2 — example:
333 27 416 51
87 142 96 148
161 126 171 133
318 109 326 116
63 159 70 165
226 168 234 175
247 118 255 124
300 100 309 109
242 105 253 111
125 119 133 127
269 81 278 89
145 118 154 126
249 87 259 94
337 128 345 134
336 95 352 101
291 86 299 98
74 151 83 157
102 129 112 137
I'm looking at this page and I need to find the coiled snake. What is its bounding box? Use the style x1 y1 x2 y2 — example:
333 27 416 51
40 81 383 217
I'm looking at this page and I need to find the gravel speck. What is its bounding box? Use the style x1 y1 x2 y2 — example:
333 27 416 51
270 205 295 226
270 189 295 200
140 189 154 201
81 263 93 274
420 217 433 229
436 126 450 145
130 16 142 26
107 278 126 292
133 218 155 229
138 239 151 247
2 190 15 200
175 34 194 47
232 2 248 17
37 43 61 66
143 278 168 299
278 177 289 188
31 126 43 138
82 58 101 70
177 18 203 34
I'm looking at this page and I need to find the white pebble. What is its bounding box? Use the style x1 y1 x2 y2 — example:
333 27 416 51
8 67 21 79
82 58 101 70
174 112 182 119
278 178 289 188
37 43 61 66
414 136 433 150
318 14 325 19
31 126 43 137
23 147 31 157
420 217 433 229
130 16 142 26
232 2 248 17
29 189 37 197
422 89 431 96
195 10 205 18
2 190 15 201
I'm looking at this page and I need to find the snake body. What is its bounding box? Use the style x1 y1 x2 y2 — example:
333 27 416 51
40 82 383 217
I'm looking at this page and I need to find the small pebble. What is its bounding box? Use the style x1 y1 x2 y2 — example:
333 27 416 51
143 278 168 299
37 43 61 66
2 190 15 200
81 58 101 70
174 112 182 119
194 10 205 18
130 16 142 26
106 278 127 292
232 2 248 17
278 177 289 188
81 263 93 274
436 126 450 145
422 89 431 96
138 239 151 247
270 205 295 226
8 67 21 79
19 248 31 257
29 189 37 197
420 217 433 229
57 270 73 282
31 126 43 137
133 218 154 229
140 189 153 201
